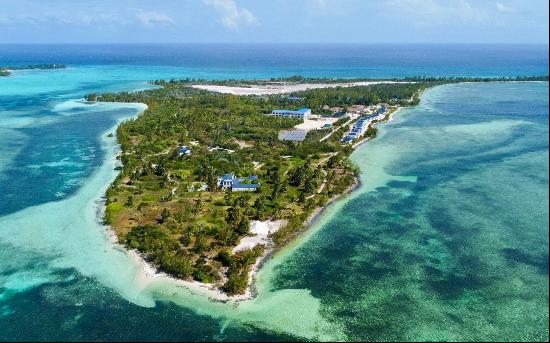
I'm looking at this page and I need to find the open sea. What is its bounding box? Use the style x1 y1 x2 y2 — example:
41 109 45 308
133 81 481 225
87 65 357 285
0 44 548 341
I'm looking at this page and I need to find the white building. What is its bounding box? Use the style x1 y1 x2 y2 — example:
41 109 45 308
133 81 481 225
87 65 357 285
270 108 311 120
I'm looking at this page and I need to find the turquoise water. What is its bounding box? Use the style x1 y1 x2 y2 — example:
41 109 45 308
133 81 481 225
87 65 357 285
270 82 549 341
0 45 548 341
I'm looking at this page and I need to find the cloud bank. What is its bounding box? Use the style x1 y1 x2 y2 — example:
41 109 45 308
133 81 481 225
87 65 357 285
135 10 175 26
203 0 257 30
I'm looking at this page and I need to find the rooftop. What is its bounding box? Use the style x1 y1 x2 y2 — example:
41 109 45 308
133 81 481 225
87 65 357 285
272 108 311 114
232 181 260 189
278 129 308 142
219 172 236 181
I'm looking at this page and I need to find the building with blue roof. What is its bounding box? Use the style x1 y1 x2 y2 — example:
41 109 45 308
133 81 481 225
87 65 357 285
270 108 311 119
178 146 191 156
218 172 236 189
342 114 378 145
342 136 354 144
217 173 260 192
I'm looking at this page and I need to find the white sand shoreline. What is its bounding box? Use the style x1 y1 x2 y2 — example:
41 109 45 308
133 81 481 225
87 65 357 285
192 81 407 95
95 101 251 302
120 219 291 302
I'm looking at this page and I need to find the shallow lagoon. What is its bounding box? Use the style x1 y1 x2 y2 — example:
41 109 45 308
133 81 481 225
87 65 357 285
0 57 548 340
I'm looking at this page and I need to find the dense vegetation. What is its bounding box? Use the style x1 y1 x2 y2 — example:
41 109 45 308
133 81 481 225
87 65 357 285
153 74 549 86
281 83 427 108
142 81 429 115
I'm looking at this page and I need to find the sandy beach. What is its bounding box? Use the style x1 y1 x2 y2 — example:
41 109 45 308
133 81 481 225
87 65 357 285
125 219 288 302
116 215 290 302
192 81 405 95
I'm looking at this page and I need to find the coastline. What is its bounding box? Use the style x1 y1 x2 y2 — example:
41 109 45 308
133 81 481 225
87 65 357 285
99 124 360 302
96 101 244 302
98 94 410 302
112 136 366 303
239 105 406 301
95 102 242 301
351 107 402 149
242 175 361 301
0 99 160 308
0 46 547 342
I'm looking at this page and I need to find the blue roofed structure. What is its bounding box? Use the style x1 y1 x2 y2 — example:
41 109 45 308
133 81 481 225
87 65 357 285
342 114 378 145
278 129 308 141
231 181 260 191
270 108 311 119
178 146 191 156
342 136 354 144
218 172 260 192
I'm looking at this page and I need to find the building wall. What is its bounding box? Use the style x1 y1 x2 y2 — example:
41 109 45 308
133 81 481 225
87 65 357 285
270 109 310 119
232 187 257 192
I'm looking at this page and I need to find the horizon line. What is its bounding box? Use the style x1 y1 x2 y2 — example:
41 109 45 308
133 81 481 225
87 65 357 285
0 42 548 46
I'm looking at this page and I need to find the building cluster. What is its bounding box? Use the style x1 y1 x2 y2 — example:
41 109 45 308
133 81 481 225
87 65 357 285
377 103 389 114
268 104 391 144
347 105 367 114
347 103 389 115
341 111 385 144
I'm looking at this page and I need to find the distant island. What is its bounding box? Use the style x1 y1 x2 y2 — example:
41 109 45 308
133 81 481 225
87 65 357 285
0 64 66 76
88 75 548 298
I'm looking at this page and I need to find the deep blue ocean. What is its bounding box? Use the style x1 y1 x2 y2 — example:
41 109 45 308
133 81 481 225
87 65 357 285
1 44 549 78
0 44 548 341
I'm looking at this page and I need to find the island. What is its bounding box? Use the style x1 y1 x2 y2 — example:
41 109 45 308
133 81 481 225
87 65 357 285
89 75 548 298
0 64 66 76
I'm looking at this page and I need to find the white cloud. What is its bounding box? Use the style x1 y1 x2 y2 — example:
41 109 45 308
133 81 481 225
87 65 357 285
496 2 515 13
203 0 257 30
135 10 175 26
388 0 489 26
0 9 129 26
0 6 174 27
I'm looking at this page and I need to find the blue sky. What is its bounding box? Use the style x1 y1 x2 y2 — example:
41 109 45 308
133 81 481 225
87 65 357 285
0 0 548 44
